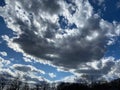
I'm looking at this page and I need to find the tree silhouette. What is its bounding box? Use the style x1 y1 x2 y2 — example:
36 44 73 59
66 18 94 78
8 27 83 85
57 78 120 90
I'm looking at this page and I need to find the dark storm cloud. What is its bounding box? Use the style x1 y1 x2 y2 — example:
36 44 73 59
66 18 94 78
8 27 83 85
13 16 107 70
13 18 58 61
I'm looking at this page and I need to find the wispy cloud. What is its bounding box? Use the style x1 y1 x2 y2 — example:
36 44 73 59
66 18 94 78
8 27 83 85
0 51 7 57
48 73 56 78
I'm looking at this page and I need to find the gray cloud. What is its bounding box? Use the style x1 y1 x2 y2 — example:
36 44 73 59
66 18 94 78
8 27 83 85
13 64 45 74
61 58 116 82
14 65 31 72
78 59 115 81
13 16 107 70
6 0 61 15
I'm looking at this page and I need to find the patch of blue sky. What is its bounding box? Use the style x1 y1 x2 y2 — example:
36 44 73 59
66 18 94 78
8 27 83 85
58 15 68 29
0 0 5 7
105 36 120 60
65 0 73 4
102 0 120 22
43 71 73 81
58 15 77 30
0 36 25 65
0 17 15 38
88 0 120 22
0 16 27 65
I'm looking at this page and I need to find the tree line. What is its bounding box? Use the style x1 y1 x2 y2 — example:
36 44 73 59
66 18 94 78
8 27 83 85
0 76 120 90
57 78 120 90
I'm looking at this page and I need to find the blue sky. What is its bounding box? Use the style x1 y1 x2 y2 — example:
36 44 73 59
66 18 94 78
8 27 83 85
0 0 120 83
89 0 120 22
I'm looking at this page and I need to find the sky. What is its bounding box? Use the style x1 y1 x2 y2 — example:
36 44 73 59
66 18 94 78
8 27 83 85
0 0 120 83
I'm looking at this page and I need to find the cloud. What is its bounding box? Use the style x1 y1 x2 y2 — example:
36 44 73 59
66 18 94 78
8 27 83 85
89 0 104 6
59 75 77 83
0 0 119 82
0 56 49 83
0 56 16 78
23 57 32 62
0 51 7 57
1 35 24 53
76 57 115 81
0 56 11 68
59 57 120 83
17 0 61 15
21 73 47 83
48 73 56 78
104 60 120 81
116 1 120 9
13 64 45 74
58 75 87 83
0 68 15 78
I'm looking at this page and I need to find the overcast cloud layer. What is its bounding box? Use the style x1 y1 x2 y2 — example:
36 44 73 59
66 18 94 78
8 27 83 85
0 0 120 82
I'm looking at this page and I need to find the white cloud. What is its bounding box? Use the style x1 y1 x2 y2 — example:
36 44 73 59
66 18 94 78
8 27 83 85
0 56 49 83
0 56 11 67
10 63 49 83
104 60 120 81
0 56 16 78
114 23 120 36
1 35 24 53
107 38 116 45
23 57 32 62
0 51 7 57
58 75 88 83
59 75 77 83
48 73 56 78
